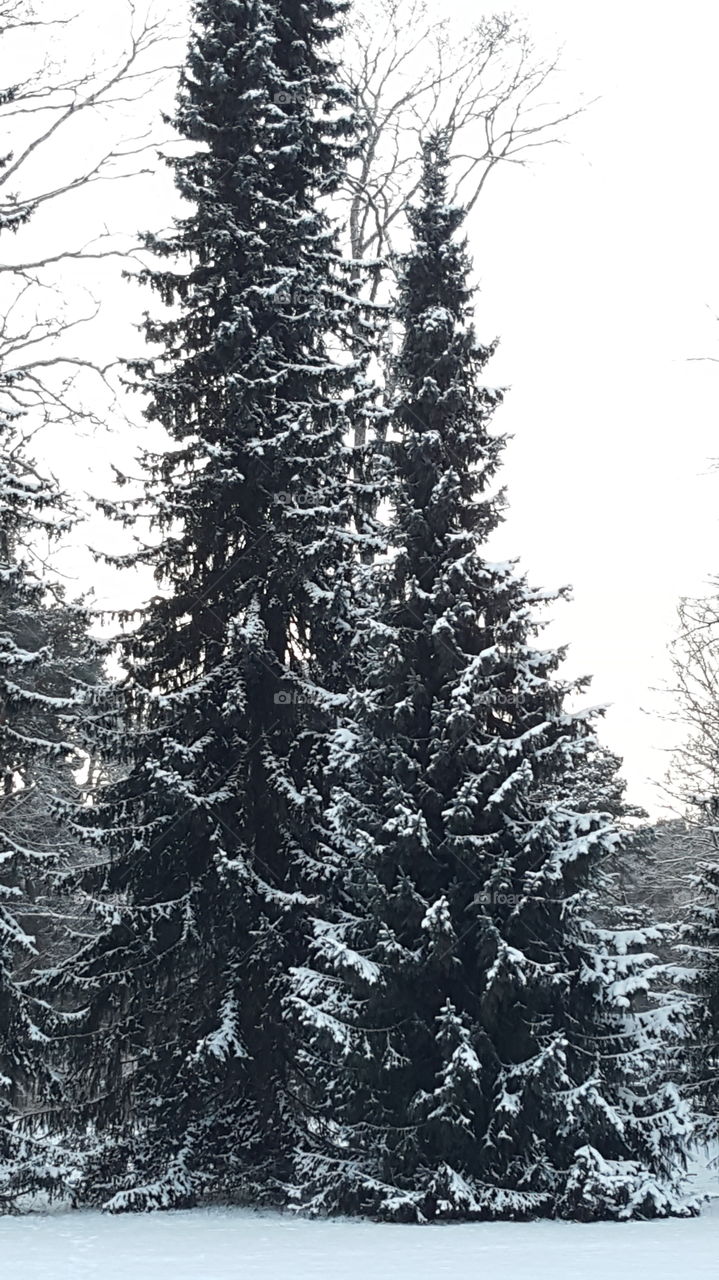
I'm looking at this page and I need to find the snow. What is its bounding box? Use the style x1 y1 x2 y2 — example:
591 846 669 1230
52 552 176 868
0 1202 717 1279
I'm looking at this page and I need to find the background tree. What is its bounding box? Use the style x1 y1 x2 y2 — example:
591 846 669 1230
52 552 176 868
664 590 719 1160
0 0 178 434
680 853 719 1157
666 592 719 815
0 415 82 1205
0 0 177 1209
340 0 581 279
336 0 584 535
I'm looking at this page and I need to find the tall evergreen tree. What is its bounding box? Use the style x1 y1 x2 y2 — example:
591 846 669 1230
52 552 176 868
286 133 693 1222
47 0 377 1212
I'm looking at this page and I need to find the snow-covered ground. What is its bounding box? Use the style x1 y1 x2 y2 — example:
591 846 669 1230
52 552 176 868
2 1199 718 1280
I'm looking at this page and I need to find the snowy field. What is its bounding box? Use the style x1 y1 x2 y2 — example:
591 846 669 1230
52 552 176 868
2 1200 719 1280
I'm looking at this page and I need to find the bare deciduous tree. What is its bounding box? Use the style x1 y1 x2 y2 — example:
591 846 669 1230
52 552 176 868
0 0 181 432
666 590 719 826
337 0 585 478
340 0 584 283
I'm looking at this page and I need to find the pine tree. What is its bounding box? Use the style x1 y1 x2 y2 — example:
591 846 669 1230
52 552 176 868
286 133 693 1223
47 0 377 1212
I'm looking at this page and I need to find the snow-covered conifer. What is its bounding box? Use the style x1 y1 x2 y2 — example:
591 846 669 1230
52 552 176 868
680 854 719 1154
286 132 693 1222
0 411 94 1206
47 0 378 1212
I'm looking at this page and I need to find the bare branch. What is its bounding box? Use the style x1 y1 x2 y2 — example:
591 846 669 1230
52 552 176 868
663 589 719 834
0 0 181 438
339 2 584 266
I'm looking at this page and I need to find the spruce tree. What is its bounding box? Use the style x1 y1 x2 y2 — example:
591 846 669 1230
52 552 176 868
0 413 90 1206
286 133 692 1222
48 0 376 1212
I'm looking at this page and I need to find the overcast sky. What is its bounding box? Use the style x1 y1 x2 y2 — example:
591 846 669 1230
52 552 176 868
13 0 719 817
462 0 719 815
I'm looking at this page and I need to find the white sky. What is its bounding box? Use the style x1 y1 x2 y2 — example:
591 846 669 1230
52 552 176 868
9 0 719 817
464 0 719 815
